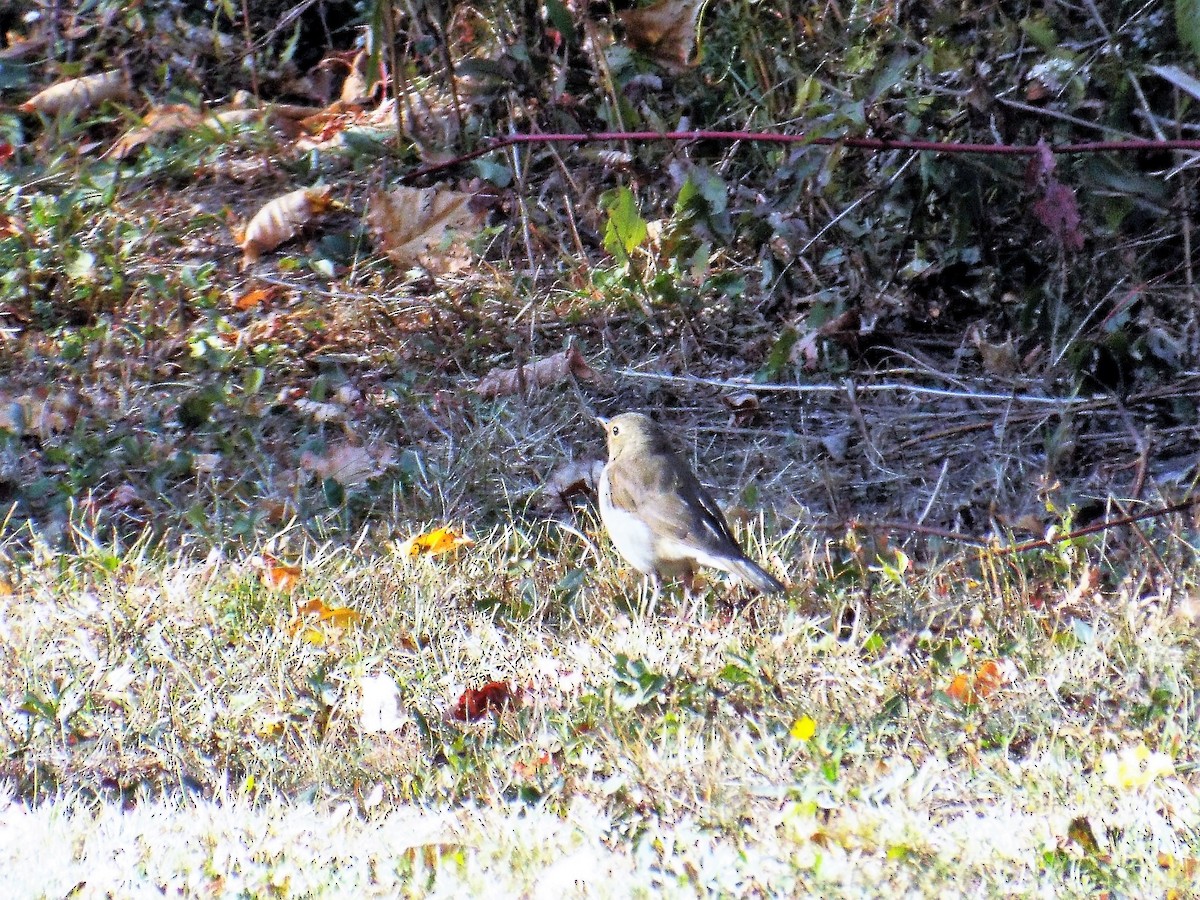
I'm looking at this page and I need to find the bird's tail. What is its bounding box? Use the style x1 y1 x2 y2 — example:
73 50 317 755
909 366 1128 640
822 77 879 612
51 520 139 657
728 557 786 594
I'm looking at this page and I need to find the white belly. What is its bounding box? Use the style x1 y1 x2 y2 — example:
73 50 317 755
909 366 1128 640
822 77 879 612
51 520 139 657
598 466 660 575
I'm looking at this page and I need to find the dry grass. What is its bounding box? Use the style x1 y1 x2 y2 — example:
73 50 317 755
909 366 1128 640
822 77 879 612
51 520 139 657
1 491 1199 895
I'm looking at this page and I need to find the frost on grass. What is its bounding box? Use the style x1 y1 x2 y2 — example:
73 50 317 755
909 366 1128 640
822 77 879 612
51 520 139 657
1 527 1199 897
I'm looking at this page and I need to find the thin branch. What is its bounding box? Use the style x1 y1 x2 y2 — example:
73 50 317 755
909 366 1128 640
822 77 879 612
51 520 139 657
400 129 1200 184
610 366 1100 408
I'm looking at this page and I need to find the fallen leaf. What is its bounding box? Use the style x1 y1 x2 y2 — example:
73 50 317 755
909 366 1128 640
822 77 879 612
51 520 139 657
255 555 301 593
367 184 486 274
723 391 761 425
232 285 283 310
340 49 373 104
288 598 363 643
619 0 706 71
946 658 1009 705
451 681 522 721
542 459 604 511
20 69 128 116
513 751 551 779
104 104 206 159
474 347 598 399
240 186 335 267
401 526 474 558
299 442 395 487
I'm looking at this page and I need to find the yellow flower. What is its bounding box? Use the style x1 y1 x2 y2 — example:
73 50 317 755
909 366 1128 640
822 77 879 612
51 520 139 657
790 715 817 741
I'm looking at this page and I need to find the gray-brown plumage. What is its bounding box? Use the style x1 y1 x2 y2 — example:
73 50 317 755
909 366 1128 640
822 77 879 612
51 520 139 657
597 413 785 595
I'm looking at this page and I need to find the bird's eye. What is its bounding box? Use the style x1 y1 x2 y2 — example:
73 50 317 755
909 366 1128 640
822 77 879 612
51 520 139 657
611 425 619 436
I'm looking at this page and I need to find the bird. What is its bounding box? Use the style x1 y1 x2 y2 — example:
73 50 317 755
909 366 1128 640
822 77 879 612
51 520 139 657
597 412 785 597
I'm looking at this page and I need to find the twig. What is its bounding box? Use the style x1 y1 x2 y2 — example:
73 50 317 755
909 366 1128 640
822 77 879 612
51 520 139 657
839 496 1199 557
399 130 1200 184
610 366 1099 407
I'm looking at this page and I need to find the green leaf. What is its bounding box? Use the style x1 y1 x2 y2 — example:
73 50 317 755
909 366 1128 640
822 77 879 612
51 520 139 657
544 0 576 41
600 186 647 259
472 158 513 187
323 476 345 507
1178 0 1200 62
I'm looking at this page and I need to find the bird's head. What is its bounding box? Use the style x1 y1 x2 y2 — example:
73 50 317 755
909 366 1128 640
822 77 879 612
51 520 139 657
598 412 668 460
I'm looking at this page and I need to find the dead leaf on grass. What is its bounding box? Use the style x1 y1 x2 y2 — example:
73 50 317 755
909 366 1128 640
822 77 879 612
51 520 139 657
299 442 395 488
400 526 474 558
474 347 598 399
20 69 129 116
945 659 1008 705
104 104 206 160
367 184 486 274
253 555 302 593
289 598 363 645
723 391 761 426
232 284 284 310
451 681 522 721
240 186 335 267
618 0 706 71
542 459 604 511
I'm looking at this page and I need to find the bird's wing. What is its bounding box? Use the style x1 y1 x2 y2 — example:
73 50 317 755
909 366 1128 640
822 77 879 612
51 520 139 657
608 452 741 554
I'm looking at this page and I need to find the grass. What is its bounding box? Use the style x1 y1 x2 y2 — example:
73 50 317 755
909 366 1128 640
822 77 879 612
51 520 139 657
3 0 1200 894
1 505 1198 896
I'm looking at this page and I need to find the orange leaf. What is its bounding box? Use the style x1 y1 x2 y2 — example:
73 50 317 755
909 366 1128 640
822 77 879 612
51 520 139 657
972 659 1003 700
402 526 474 558
451 681 522 721
289 597 363 633
946 659 1008 705
945 673 972 704
261 560 301 593
233 285 282 310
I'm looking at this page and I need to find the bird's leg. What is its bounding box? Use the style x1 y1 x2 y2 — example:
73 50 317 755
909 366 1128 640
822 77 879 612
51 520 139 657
640 572 662 618
681 567 702 620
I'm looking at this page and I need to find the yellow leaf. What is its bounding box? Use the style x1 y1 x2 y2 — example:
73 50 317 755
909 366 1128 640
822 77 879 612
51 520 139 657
790 715 816 741
402 526 474 558
300 626 327 646
322 606 362 627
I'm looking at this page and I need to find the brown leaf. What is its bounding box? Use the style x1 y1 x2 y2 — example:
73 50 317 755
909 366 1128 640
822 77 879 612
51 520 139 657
299 442 395 488
722 392 761 426
542 459 604 511
474 348 598 399
619 0 705 71
240 186 334 267
20 69 128 116
367 185 486 274
451 681 522 721
104 104 206 160
340 49 373 104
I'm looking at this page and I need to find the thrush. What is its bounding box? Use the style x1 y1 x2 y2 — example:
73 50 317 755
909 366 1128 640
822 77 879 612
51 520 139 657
597 412 785 596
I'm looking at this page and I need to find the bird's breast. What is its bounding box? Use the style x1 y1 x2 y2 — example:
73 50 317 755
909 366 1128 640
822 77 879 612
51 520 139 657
598 465 660 575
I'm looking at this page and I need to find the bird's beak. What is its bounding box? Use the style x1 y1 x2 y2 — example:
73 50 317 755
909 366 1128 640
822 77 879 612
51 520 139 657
595 416 609 429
